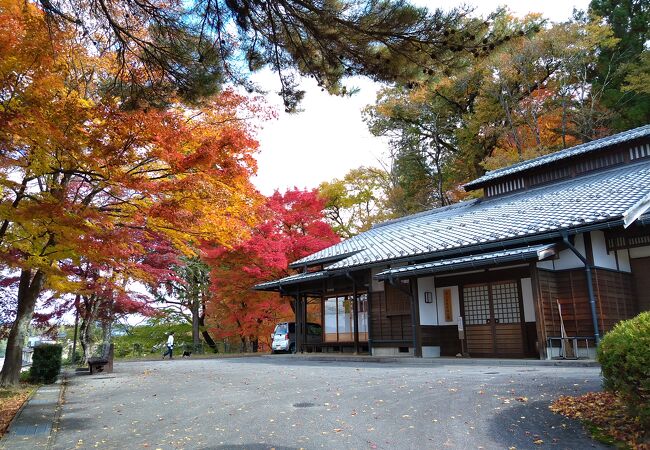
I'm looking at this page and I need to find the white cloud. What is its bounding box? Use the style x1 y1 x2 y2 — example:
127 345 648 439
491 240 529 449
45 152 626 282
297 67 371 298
251 72 390 195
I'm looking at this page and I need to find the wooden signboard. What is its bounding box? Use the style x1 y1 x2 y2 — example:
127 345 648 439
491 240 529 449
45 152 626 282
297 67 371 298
443 288 453 322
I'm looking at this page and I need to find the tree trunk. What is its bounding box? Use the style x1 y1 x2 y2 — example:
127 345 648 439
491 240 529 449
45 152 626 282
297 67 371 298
100 315 112 357
79 295 99 363
192 296 200 351
198 314 218 353
0 269 45 387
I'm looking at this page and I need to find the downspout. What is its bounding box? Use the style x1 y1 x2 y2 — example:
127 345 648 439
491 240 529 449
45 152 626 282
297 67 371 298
561 231 600 345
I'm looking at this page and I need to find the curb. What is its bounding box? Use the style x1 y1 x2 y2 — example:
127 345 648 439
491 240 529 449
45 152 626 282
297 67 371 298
46 372 68 450
263 354 601 368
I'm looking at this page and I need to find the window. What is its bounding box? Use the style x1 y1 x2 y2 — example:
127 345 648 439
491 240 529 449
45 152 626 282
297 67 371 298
492 282 521 324
324 294 369 342
462 281 522 326
463 285 490 325
338 297 353 341
324 298 338 342
358 294 368 341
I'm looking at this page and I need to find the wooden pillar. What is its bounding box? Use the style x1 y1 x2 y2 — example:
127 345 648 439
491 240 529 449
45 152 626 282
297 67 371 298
409 277 422 357
294 292 303 353
353 276 360 355
529 263 547 360
367 290 374 355
302 295 308 353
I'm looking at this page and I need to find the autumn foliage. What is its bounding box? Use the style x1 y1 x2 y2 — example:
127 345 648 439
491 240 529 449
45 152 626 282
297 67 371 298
550 392 649 449
551 313 650 449
203 189 339 350
0 0 263 385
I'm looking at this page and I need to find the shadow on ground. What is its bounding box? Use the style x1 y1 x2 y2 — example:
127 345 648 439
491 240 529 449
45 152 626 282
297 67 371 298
487 399 607 449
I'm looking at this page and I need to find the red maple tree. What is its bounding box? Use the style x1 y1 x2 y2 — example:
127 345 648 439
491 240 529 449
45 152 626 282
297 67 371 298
203 188 339 351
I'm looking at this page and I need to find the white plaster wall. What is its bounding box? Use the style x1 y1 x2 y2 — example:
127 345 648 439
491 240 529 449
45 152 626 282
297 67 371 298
422 346 441 357
434 285 460 325
372 347 413 356
370 267 386 292
554 234 586 270
630 245 650 259
591 231 618 270
520 278 536 322
536 233 586 271
616 249 631 272
417 276 437 325
536 259 555 270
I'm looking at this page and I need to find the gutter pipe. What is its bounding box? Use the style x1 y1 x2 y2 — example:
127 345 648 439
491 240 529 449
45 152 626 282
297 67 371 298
561 231 600 345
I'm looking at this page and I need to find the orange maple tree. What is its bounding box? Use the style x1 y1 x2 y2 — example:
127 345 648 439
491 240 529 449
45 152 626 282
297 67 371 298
0 0 263 385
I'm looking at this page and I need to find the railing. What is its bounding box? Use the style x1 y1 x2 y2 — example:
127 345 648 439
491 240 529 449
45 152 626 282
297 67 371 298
546 336 597 359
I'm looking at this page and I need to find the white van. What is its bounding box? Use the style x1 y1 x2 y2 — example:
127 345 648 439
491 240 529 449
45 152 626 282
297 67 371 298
271 322 322 353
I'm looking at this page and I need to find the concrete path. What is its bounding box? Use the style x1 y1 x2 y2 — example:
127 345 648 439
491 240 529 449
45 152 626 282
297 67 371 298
10 356 606 450
0 378 63 449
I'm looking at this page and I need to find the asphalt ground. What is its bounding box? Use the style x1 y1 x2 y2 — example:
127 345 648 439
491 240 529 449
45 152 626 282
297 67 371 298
48 356 606 450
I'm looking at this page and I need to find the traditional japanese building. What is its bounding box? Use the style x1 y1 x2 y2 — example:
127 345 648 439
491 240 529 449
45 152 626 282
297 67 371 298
255 125 650 359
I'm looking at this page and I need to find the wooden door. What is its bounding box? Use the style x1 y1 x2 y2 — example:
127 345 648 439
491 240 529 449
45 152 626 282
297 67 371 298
463 281 525 357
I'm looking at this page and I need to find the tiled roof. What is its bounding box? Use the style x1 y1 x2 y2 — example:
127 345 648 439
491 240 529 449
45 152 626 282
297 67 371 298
375 244 556 279
291 159 650 271
253 271 328 290
464 124 650 190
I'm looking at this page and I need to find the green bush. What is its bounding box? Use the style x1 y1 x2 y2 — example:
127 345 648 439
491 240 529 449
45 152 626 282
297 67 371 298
29 344 63 384
597 311 650 427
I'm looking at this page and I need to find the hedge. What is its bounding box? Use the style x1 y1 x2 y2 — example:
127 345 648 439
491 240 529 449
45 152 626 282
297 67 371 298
597 311 650 428
29 343 63 384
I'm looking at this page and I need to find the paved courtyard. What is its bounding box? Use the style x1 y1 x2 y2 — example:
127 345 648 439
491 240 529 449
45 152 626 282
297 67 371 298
50 357 605 450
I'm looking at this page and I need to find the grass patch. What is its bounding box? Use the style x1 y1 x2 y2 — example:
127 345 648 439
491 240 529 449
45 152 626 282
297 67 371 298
0 383 37 437
550 391 648 449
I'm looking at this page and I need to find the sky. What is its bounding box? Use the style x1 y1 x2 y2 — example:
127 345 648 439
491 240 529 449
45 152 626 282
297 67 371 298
251 0 591 196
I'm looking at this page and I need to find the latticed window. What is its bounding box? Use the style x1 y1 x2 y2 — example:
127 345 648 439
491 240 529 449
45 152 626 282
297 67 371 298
492 282 521 324
463 281 521 325
463 285 490 325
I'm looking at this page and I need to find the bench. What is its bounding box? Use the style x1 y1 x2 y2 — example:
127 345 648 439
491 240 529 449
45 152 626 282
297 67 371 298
88 343 114 374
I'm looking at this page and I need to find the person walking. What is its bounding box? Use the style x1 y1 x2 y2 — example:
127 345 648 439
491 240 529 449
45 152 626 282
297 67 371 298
162 331 175 359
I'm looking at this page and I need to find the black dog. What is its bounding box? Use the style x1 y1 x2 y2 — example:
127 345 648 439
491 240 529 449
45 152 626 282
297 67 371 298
182 350 192 358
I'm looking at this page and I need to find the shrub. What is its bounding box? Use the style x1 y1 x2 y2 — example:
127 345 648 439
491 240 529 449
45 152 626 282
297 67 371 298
29 344 63 384
597 311 650 427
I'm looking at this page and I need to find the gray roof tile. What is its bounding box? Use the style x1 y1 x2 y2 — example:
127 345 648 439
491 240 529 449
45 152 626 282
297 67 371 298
464 124 650 190
375 244 555 279
292 160 650 271
253 271 328 290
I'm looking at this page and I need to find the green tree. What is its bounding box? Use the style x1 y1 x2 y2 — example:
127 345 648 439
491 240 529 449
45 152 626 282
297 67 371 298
319 167 392 237
36 0 517 110
364 11 618 199
154 257 219 352
588 0 650 130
